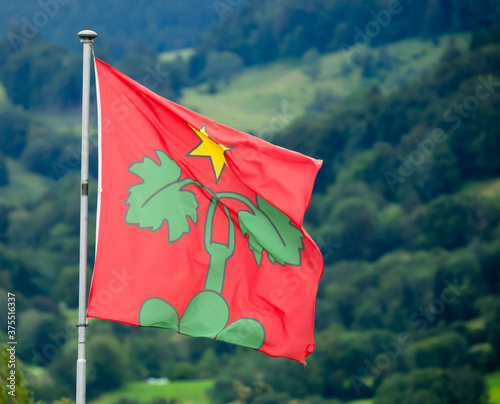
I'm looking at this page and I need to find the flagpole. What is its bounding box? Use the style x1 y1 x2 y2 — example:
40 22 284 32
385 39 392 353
76 29 97 404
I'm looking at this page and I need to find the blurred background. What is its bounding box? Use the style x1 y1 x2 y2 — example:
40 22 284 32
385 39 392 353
1 0 500 403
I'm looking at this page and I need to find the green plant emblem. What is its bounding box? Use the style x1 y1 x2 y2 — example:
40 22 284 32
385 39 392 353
238 195 304 267
125 150 199 243
126 149 305 351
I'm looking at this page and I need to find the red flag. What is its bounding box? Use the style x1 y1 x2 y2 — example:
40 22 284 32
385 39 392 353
87 57 324 363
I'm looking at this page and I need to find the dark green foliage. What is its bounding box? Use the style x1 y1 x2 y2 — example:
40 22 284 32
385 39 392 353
415 195 480 249
471 26 500 50
115 399 178 404
434 250 488 321
0 244 40 296
266 26 500 403
170 362 197 380
43 342 78 400
52 265 80 308
86 335 131 399
0 348 35 403
485 299 500 362
468 343 497 371
117 399 140 404
478 239 500 293
409 332 468 368
251 392 291 403
424 145 461 197
0 0 216 59
193 0 500 68
0 36 188 114
449 366 490 404
20 130 68 177
198 51 244 85
209 377 239 404
147 399 178 404
0 41 80 110
324 196 378 260
0 155 8 187
374 367 489 404
17 307 68 363
0 103 29 158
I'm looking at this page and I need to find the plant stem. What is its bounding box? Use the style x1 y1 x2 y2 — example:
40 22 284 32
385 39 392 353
203 197 236 294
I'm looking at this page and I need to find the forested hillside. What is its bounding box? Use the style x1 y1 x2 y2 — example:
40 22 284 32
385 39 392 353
0 0 217 58
0 1 500 403
190 0 500 70
273 27 500 403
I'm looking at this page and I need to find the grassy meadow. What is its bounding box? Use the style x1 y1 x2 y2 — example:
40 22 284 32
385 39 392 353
90 379 214 404
86 372 500 404
179 35 470 134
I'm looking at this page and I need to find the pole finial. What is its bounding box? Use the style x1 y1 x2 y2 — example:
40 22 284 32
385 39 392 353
78 30 98 44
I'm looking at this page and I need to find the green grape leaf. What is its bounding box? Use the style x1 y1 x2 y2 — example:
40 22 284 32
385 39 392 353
238 195 304 267
125 150 199 243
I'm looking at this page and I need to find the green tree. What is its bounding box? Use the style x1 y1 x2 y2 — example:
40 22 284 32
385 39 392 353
479 239 500 293
302 48 322 80
87 335 131 399
408 333 468 368
485 298 500 363
434 249 486 321
0 103 29 158
467 343 497 371
374 368 457 404
199 51 244 85
17 309 67 364
0 346 34 403
325 197 378 260
45 342 78 400
1 42 80 110
52 266 80 308
425 145 461 197
449 366 490 404
0 154 8 187
19 130 67 177
415 195 479 249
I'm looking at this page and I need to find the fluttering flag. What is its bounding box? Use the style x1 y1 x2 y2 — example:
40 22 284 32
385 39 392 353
87 57 324 363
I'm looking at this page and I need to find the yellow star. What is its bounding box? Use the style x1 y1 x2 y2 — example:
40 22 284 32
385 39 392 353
186 123 233 182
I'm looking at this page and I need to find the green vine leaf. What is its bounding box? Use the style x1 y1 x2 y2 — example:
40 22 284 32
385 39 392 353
125 150 199 243
238 195 304 267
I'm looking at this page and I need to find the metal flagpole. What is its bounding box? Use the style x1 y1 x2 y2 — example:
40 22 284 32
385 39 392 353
76 29 97 404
